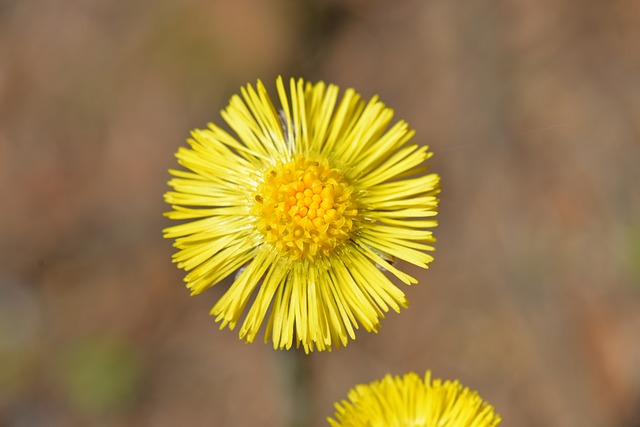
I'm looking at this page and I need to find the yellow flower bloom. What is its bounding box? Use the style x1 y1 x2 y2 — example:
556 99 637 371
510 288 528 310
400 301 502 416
328 371 501 427
163 77 439 352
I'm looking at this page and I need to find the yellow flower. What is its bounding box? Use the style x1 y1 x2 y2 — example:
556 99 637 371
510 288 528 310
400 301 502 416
163 77 439 352
328 371 501 427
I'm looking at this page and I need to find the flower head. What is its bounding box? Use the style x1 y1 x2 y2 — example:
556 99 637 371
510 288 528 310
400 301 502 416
328 371 501 427
164 77 439 352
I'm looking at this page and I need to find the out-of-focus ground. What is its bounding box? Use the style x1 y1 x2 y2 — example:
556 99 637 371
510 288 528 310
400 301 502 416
1 0 639 426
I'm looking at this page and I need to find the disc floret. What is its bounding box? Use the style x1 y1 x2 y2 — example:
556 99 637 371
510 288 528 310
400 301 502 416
253 154 358 261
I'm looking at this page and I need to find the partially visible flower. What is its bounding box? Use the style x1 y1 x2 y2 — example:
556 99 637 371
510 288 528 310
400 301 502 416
164 77 439 352
328 371 501 427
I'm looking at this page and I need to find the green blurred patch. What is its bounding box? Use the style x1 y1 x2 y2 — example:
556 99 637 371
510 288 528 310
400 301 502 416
58 337 143 415
624 222 640 288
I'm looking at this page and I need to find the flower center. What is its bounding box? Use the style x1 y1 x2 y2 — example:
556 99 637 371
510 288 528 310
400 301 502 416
253 154 358 261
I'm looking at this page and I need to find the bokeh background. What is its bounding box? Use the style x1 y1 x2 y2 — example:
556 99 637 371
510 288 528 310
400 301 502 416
1 0 639 426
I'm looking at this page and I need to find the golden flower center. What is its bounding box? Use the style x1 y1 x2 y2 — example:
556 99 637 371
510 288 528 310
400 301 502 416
253 154 358 261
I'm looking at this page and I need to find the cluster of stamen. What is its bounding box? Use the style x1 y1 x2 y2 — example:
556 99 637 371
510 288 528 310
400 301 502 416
253 154 358 261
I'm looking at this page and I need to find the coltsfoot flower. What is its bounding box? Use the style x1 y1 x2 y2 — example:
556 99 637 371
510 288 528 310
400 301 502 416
328 371 501 427
163 77 439 352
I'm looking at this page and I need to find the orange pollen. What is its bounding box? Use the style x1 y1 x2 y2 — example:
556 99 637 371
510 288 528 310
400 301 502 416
252 154 358 261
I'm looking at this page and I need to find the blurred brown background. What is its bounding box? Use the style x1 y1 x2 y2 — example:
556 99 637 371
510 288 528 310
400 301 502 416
1 0 639 426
